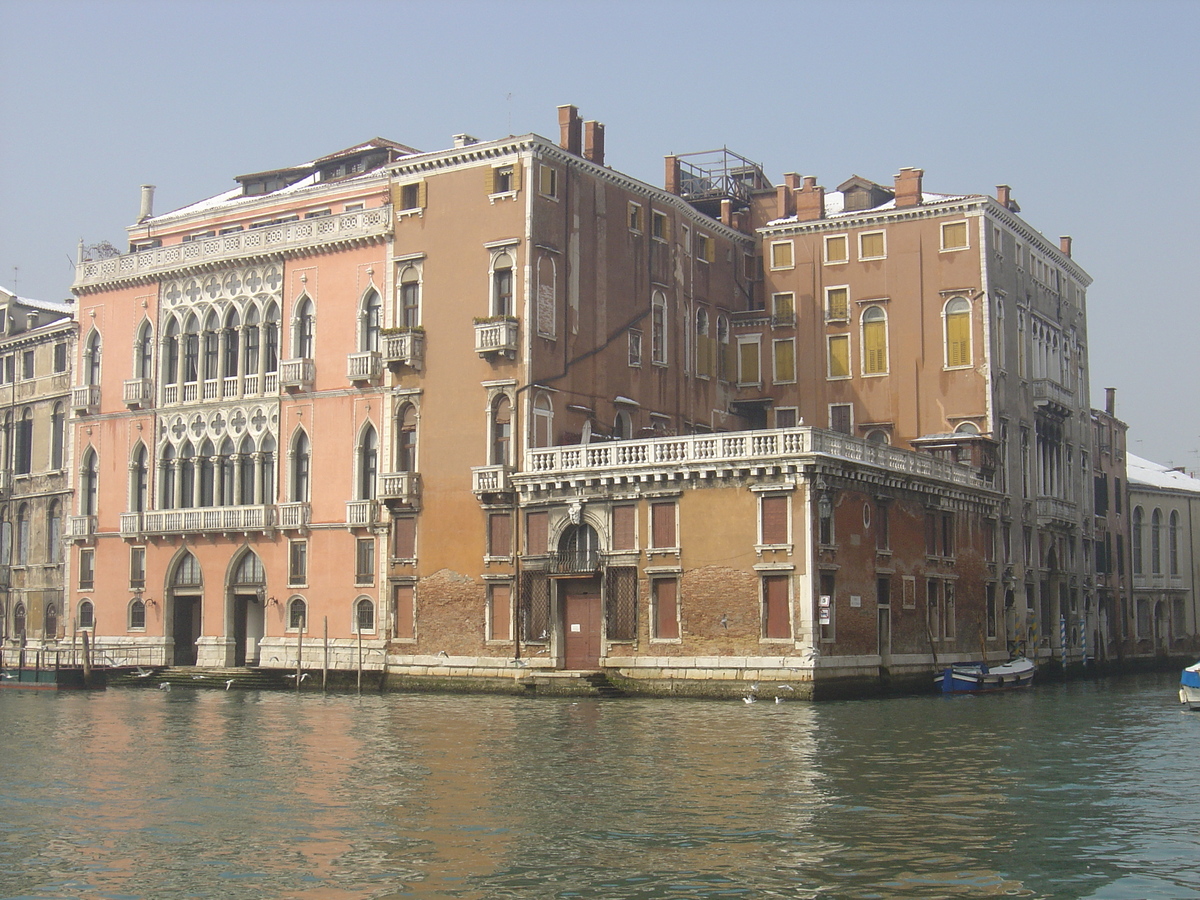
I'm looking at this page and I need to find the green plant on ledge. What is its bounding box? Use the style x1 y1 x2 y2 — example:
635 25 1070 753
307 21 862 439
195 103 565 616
472 315 518 325
381 325 425 335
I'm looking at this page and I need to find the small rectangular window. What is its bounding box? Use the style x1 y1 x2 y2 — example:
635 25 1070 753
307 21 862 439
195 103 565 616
859 230 886 260
651 210 669 241
355 538 375 585
22 351 34 379
941 220 969 250
490 164 517 194
763 574 791 639
902 575 916 609
129 546 146 589
393 517 416 560
760 495 789 546
651 578 679 640
79 549 94 589
773 339 795 384
650 502 677 549
771 292 795 325
539 165 558 198
628 330 642 367
399 181 426 210
695 233 714 263
770 240 794 269
488 512 512 557
825 286 849 321
289 540 308 585
738 338 761 386
612 504 636 551
827 334 850 379
488 584 512 641
829 403 852 435
824 234 848 264
524 510 548 556
54 343 68 373
775 407 798 429
628 202 643 232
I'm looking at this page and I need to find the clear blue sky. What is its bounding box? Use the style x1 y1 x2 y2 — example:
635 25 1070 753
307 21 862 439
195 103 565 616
2 0 1196 469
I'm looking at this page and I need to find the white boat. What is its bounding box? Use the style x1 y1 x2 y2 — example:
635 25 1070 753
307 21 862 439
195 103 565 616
1180 662 1200 710
936 656 1035 693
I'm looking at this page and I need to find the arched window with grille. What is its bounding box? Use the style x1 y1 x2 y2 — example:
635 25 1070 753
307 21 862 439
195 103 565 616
862 306 888 375
289 597 307 631
354 597 375 634
79 599 95 630
555 523 600 574
291 430 311 502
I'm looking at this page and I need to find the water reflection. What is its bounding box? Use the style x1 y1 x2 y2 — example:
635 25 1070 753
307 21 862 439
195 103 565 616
1 675 1199 899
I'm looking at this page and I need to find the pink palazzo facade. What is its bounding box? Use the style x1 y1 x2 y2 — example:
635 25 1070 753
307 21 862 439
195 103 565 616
65 107 1099 696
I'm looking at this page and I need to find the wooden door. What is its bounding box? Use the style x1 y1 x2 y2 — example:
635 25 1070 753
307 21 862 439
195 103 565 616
564 590 601 670
172 596 200 665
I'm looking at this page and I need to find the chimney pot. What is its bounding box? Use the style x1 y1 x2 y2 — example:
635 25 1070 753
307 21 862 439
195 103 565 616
893 168 923 209
665 155 681 196
583 120 605 166
557 104 582 155
138 184 156 223
795 176 825 222
1105 387 1115 416
1059 235 1072 257
453 133 479 148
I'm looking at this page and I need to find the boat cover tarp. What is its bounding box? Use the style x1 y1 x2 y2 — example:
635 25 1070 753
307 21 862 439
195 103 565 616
1182 662 1200 689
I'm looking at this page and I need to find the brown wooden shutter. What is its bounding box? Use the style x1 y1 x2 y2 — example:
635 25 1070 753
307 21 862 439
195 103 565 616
525 510 548 556
763 574 790 638
393 516 416 558
761 495 788 545
612 504 636 550
393 584 414 639
489 584 511 641
651 502 676 548
653 578 679 639
489 512 512 556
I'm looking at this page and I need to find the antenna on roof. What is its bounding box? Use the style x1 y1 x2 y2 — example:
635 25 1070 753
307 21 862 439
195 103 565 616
506 92 513 135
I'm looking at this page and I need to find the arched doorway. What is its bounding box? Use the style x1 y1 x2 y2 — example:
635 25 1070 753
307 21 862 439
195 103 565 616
169 552 203 666
555 522 602 670
229 550 266 666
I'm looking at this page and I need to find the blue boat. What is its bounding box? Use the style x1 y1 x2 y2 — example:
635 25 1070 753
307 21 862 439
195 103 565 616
936 657 1035 693
1181 662 1200 711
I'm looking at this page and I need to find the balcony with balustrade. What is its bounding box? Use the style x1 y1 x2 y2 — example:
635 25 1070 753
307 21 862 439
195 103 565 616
383 330 425 371
549 549 601 575
1036 495 1078 525
1032 378 1074 417
380 472 421 509
279 358 315 392
471 465 513 496
123 378 154 409
474 317 519 358
347 351 382 384
515 427 993 496
68 515 97 541
71 384 100 415
346 499 378 528
121 506 275 537
278 502 311 531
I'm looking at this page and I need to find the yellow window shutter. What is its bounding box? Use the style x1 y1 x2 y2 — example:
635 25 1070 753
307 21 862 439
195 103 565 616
740 342 760 384
947 313 970 366
774 340 795 382
829 335 849 378
864 320 886 374
417 180 427 209
723 341 736 380
485 166 496 194
510 162 522 192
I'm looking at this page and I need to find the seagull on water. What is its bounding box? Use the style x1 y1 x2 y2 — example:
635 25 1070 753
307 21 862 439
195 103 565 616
224 679 235 690
158 682 171 692
742 694 758 704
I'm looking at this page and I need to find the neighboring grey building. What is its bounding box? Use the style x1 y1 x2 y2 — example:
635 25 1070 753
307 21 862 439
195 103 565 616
1126 454 1200 656
0 285 76 650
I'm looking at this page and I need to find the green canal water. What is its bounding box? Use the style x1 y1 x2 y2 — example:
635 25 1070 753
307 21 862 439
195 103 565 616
1 672 1198 900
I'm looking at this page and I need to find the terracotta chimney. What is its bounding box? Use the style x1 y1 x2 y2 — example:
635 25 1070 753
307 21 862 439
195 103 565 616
664 155 681 196
720 198 733 227
795 176 825 222
996 185 1011 207
138 184 156 223
583 120 605 165
1059 235 1072 258
775 184 795 219
557 105 582 155
893 167 923 208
